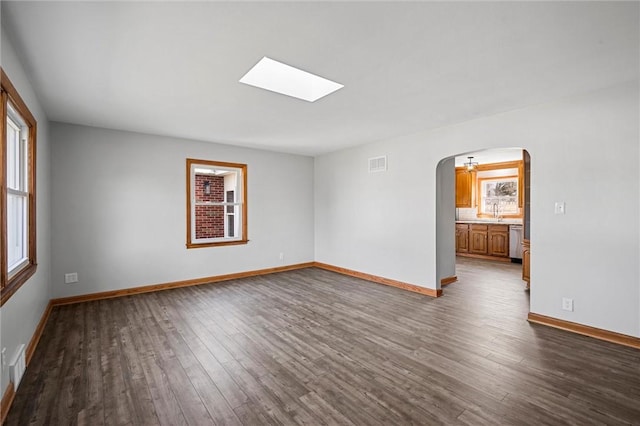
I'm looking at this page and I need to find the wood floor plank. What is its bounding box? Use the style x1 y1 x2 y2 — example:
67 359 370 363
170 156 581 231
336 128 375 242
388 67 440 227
78 301 105 426
125 297 189 426
97 302 134 426
175 309 250 409
221 358 298 425
297 391 355 426
113 299 162 425
155 291 243 426
142 294 215 425
6 258 640 425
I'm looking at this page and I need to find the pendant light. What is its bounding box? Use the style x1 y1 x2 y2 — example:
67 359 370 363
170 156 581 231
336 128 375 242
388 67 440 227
464 156 478 171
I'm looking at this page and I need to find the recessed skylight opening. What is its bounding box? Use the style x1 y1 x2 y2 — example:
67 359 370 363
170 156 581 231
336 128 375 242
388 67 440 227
239 57 344 102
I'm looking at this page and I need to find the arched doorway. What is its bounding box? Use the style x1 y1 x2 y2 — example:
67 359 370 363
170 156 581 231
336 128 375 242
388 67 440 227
435 148 531 310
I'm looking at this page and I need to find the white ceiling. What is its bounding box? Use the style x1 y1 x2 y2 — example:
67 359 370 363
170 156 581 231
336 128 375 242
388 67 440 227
2 1 638 156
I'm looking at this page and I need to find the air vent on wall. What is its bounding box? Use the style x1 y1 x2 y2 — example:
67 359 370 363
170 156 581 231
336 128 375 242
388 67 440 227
9 344 26 389
368 156 387 173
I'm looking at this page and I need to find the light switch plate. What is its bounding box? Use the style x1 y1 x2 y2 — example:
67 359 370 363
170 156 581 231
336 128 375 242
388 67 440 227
554 202 566 215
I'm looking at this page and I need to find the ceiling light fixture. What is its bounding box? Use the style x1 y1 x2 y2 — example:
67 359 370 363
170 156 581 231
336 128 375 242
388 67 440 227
239 56 344 102
464 156 479 171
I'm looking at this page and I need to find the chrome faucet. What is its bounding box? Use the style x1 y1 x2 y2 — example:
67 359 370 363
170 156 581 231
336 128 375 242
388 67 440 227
493 203 502 221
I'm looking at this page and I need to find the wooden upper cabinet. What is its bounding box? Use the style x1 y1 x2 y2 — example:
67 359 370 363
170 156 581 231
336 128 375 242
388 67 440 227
455 168 474 208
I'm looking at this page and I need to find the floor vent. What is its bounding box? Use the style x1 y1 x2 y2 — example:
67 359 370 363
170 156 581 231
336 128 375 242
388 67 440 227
10 344 26 389
368 155 387 173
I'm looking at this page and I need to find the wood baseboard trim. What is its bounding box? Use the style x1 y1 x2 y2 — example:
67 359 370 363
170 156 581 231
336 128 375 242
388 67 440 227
1 382 15 425
440 276 458 286
314 262 442 298
51 262 315 306
456 253 511 263
528 313 640 350
26 301 53 364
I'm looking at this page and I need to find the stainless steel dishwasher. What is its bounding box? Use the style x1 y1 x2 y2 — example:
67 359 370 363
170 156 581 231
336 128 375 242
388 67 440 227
509 224 523 261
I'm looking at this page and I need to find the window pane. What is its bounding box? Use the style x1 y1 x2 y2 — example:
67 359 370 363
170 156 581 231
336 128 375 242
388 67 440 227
226 190 234 213
7 117 21 190
195 173 225 203
195 204 226 239
480 178 519 215
7 193 27 271
227 214 235 238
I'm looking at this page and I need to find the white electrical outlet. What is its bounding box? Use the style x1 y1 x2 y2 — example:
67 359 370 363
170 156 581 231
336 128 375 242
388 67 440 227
65 272 78 284
279 252 284 261
554 201 566 215
562 297 574 312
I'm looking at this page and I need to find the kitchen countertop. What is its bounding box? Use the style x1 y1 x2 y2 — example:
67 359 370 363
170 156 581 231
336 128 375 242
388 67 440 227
456 220 523 225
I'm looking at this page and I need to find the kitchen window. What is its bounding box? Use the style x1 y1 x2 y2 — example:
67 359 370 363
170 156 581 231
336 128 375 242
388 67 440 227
186 159 247 248
477 176 521 218
1 68 37 306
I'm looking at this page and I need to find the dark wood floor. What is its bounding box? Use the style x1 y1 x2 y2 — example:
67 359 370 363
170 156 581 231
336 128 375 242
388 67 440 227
6 258 640 425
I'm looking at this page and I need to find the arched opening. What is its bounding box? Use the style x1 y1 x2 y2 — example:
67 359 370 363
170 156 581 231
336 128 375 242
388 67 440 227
436 148 531 312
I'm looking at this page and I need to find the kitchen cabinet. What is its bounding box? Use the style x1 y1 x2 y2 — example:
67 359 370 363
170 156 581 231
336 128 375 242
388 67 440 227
518 161 525 208
469 224 488 254
456 223 511 260
455 168 474 208
488 225 509 257
522 239 530 289
455 224 469 253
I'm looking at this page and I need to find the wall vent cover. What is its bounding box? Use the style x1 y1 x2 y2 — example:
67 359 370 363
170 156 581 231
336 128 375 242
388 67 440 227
368 156 387 173
9 344 26 389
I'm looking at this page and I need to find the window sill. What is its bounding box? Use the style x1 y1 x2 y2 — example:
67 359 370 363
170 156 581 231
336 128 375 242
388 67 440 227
186 239 249 249
1 262 37 306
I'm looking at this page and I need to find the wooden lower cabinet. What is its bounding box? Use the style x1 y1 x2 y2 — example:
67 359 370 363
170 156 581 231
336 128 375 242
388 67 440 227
456 223 511 261
455 224 469 253
522 239 530 289
488 225 509 257
470 225 488 254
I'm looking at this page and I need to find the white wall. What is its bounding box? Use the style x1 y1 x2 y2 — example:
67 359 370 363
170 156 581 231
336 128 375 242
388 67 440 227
315 81 639 338
436 157 455 284
0 29 52 393
50 123 314 298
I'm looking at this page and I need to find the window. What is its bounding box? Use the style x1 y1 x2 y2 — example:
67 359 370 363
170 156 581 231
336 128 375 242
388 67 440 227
478 176 520 218
1 68 37 306
462 159 524 219
186 159 247 248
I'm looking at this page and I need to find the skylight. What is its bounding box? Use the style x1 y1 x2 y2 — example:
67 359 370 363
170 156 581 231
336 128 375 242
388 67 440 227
239 57 344 102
